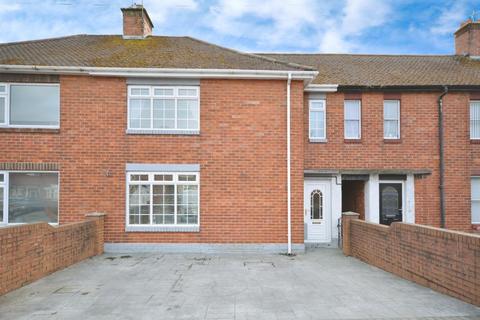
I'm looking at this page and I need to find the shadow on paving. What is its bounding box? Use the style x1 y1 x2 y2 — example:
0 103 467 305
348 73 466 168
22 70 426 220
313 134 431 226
0 249 479 320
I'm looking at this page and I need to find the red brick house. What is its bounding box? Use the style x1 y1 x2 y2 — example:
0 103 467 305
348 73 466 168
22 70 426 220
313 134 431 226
0 5 479 253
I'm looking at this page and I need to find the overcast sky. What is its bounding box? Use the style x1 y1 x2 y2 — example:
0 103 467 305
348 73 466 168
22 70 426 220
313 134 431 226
0 0 479 54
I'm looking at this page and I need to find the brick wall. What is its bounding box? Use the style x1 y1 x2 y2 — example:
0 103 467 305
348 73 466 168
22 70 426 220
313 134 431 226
305 91 479 231
0 76 305 245
122 8 152 38
455 21 480 56
342 215 480 306
0 214 105 295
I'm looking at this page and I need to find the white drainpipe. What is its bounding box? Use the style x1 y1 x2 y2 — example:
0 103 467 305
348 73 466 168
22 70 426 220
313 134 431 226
287 72 292 254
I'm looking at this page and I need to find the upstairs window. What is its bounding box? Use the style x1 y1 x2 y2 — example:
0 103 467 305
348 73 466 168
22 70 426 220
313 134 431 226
344 100 361 139
0 83 60 128
470 101 480 139
384 100 400 139
128 86 199 132
309 100 326 140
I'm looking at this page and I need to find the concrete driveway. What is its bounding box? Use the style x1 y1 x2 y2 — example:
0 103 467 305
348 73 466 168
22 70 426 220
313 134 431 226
0 249 478 320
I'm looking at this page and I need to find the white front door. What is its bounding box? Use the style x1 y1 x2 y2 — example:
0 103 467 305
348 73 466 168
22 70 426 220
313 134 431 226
304 180 331 243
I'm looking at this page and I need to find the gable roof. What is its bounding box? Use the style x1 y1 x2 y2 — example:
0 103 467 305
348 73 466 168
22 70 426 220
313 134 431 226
259 53 480 87
0 35 311 72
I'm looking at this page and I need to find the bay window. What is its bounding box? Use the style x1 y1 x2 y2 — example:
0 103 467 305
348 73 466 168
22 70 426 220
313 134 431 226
0 172 59 224
128 86 199 133
0 83 60 128
127 172 199 228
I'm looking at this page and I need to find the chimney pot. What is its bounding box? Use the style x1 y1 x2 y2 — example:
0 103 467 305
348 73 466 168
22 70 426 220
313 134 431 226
121 4 154 39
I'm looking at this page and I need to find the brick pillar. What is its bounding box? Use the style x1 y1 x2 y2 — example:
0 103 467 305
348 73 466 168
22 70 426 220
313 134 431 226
85 212 106 255
342 211 360 256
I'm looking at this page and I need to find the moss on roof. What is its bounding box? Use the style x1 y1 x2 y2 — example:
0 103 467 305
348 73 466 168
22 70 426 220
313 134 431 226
0 35 309 71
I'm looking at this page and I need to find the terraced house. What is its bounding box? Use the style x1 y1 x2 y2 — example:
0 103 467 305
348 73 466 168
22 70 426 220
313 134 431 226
0 5 479 253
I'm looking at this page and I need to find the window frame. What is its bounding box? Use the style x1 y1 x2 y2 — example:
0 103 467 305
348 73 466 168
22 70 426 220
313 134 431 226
0 83 60 129
0 172 6 224
383 100 401 140
127 85 200 132
344 100 361 139
0 171 60 226
308 99 326 140
470 100 480 140
125 172 200 229
471 177 480 224
0 84 7 126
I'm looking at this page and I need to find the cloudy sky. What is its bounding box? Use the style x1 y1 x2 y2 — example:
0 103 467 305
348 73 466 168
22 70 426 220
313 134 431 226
0 0 478 54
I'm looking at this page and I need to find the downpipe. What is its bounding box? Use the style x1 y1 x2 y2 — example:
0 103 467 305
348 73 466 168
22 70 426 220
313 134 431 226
438 86 448 228
287 73 292 255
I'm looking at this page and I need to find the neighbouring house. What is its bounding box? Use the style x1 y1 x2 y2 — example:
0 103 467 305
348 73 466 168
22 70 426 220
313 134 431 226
0 5 479 253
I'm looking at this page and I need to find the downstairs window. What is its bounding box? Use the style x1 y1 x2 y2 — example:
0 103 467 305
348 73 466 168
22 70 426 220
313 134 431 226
0 172 59 224
127 172 199 226
471 177 480 224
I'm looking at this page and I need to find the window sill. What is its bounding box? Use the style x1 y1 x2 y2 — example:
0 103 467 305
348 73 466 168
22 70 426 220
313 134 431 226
309 138 327 143
0 127 60 134
470 139 480 144
384 139 402 144
344 139 362 144
125 225 199 233
126 129 200 135
0 222 59 228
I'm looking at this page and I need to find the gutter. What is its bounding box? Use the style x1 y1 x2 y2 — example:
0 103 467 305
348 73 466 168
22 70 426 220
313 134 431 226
336 85 480 92
0 64 317 81
438 86 448 228
286 72 292 255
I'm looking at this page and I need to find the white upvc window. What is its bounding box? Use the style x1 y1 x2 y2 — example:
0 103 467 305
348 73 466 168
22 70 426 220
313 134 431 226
0 83 60 128
344 100 361 139
0 85 6 125
0 171 59 225
384 100 400 139
127 172 199 227
470 101 480 139
0 173 5 223
471 177 480 224
127 86 200 132
309 100 326 140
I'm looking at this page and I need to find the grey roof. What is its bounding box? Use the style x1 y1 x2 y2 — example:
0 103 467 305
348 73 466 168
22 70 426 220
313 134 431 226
0 35 310 71
259 53 480 87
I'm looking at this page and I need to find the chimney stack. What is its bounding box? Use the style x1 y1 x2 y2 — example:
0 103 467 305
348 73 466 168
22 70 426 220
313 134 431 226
455 19 480 57
121 4 154 39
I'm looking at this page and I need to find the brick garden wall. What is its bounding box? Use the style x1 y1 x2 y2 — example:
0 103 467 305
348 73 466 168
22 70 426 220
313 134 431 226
342 215 480 306
0 214 105 295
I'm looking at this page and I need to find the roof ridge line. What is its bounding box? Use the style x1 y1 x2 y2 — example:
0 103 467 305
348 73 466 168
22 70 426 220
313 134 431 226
184 36 316 71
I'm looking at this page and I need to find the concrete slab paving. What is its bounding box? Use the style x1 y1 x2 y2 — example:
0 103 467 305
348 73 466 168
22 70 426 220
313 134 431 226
0 249 478 320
